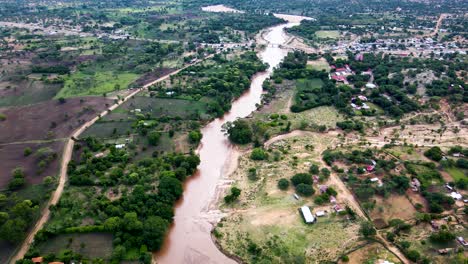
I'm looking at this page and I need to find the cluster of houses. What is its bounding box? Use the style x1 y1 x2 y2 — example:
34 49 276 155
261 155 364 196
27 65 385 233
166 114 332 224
329 64 353 83
341 37 466 56
298 183 345 224
350 95 370 110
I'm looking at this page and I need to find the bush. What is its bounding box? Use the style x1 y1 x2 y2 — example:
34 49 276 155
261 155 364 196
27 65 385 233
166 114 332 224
309 164 319 174
227 120 252 144
188 130 202 144
277 178 289 190
148 131 161 146
291 173 312 186
224 187 241 203
424 146 443 161
360 221 376 238
295 183 314 196
405 250 421 262
429 230 456 243
24 147 32 157
250 148 267 160
0 113 5 121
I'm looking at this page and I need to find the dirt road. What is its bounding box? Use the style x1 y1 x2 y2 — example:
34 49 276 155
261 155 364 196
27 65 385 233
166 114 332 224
9 58 209 263
264 129 410 264
428 13 448 37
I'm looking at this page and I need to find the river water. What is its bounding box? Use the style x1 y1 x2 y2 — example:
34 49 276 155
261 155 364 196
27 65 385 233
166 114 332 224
154 15 306 264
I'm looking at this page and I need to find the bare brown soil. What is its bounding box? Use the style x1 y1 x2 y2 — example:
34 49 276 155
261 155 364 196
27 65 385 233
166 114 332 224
0 97 113 144
130 68 175 87
341 242 401 264
0 141 64 189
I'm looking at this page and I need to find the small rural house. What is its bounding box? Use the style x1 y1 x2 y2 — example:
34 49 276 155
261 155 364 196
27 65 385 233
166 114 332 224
300 206 315 224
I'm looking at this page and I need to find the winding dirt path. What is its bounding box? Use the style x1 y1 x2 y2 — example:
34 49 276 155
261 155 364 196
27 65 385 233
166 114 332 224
264 129 410 264
9 59 210 264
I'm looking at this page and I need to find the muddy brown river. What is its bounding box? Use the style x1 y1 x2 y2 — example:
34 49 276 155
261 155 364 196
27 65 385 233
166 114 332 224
154 15 307 264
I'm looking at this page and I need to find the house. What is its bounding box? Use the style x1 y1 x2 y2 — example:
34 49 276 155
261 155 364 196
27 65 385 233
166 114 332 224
438 248 453 255
293 194 300 200
115 144 125 149
430 220 439 230
366 165 375 172
330 195 337 204
32 257 43 263
450 192 462 200
445 183 453 191
319 185 328 194
333 204 344 213
316 210 326 217
300 206 315 224
410 178 421 192
370 177 379 182
313 175 320 184
456 237 468 247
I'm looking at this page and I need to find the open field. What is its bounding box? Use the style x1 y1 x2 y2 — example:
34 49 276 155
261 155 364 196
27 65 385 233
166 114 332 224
0 141 63 189
0 97 112 143
307 58 330 71
341 242 401 264
445 167 467 182
56 71 139 98
216 135 364 263
0 79 62 107
38 233 113 259
315 30 340 39
368 195 418 228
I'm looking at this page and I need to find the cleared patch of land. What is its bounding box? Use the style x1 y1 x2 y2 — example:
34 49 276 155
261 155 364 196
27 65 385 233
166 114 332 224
216 135 363 263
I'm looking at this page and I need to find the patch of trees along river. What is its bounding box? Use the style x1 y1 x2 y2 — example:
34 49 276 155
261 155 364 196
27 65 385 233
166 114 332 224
155 15 306 264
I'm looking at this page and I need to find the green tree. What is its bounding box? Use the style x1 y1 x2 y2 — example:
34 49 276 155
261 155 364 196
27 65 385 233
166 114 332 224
277 178 289 190
143 216 169 251
0 218 27 243
227 120 252 144
24 147 32 157
188 130 202 144
250 148 267 160
295 183 314 196
291 173 312 186
359 221 376 238
424 146 443 161
148 131 161 146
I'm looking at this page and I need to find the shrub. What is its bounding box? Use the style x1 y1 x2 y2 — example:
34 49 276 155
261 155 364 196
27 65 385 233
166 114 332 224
291 173 312 186
359 221 376 238
224 187 241 203
424 146 443 161
188 130 202 144
148 131 161 146
250 148 267 160
295 183 314 196
0 113 5 121
277 178 289 190
227 120 252 144
24 147 32 157
429 230 456 243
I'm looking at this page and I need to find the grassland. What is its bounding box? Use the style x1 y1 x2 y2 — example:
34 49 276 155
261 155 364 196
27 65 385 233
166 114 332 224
341 242 401 264
56 71 139 98
38 233 113 259
445 167 467 182
216 135 363 263
315 30 340 39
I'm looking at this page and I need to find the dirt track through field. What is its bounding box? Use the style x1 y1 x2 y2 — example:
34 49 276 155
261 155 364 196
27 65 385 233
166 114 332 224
264 130 410 264
9 58 210 263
